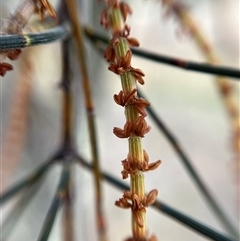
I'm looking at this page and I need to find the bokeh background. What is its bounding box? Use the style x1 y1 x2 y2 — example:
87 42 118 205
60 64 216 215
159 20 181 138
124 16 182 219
1 0 239 240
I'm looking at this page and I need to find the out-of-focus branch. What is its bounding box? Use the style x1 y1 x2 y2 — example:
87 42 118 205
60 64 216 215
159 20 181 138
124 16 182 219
161 0 240 159
64 1 108 240
37 163 70 241
84 27 240 79
1 176 45 240
0 158 55 205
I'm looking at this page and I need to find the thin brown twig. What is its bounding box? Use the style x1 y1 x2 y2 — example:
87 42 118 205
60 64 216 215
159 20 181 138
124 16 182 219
60 37 75 241
63 167 74 241
63 1 108 240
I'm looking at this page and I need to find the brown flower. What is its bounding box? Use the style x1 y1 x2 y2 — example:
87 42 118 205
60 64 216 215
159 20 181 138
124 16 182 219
116 189 159 229
142 189 158 207
114 90 126 106
127 37 140 47
7 49 21 60
100 8 109 29
108 50 132 74
108 50 145 85
121 159 133 179
123 191 146 212
104 44 115 62
128 97 150 116
142 150 162 172
147 160 162 171
113 89 137 106
119 2 132 22
122 24 131 38
132 116 151 137
114 89 149 117
113 121 132 138
113 115 151 139
121 150 161 178
0 62 13 77
116 191 145 228
115 197 132 209
35 0 56 21
130 67 145 85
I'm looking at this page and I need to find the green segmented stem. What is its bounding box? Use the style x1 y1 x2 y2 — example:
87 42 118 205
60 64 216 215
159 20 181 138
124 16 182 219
115 38 128 56
131 173 146 238
125 105 139 123
129 136 144 166
109 8 124 33
109 5 147 239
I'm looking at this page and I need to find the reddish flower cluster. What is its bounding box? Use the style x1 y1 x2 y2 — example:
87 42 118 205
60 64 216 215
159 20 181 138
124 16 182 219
100 1 132 29
114 89 149 116
115 189 158 227
100 2 151 139
100 2 144 84
0 49 21 76
35 0 57 21
104 24 140 61
0 63 13 77
113 116 150 139
116 189 159 241
108 50 145 85
121 150 161 179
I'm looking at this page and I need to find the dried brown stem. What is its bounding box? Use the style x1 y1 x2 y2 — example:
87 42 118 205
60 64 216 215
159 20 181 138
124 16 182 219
64 1 108 240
